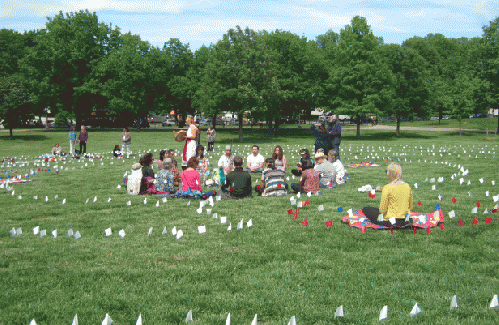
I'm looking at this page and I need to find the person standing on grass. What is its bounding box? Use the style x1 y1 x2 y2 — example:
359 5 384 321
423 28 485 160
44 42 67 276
290 158 319 194
272 145 287 172
121 127 131 158
78 125 88 155
311 120 330 156
362 162 413 227
206 125 216 151
327 114 341 160
69 126 77 157
245 145 265 173
221 156 252 199
182 116 197 170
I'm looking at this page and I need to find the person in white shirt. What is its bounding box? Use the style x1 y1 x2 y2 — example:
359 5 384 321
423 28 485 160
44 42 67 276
218 145 234 176
328 150 347 185
245 145 265 173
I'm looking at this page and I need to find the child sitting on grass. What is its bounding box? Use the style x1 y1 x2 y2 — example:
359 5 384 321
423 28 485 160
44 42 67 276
113 145 121 158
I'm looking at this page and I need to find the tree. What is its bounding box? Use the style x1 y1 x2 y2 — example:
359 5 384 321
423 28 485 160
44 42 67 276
0 75 34 138
325 16 395 138
480 17 499 132
196 26 284 141
19 10 122 128
381 44 431 135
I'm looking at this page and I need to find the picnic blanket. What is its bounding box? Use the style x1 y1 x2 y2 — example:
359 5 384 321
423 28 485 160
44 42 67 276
345 162 380 168
341 209 444 230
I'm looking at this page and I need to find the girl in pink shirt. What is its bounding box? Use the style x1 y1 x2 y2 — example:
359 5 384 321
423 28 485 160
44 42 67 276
181 157 202 192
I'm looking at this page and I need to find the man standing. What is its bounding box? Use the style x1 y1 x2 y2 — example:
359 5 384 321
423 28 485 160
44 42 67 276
327 113 341 160
245 145 265 173
221 156 252 199
314 151 336 189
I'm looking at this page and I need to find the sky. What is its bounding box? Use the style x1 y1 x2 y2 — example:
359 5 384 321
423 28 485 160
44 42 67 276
1 0 498 52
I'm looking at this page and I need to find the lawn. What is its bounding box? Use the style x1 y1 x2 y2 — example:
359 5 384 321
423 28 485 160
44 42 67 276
1 127 499 324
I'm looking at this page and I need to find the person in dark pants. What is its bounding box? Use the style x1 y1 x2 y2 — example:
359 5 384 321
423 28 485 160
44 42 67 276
290 158 319 194
221 156 252 199
327 114 341 160
78 125 88 154
311 120 330 156
362 163 414 228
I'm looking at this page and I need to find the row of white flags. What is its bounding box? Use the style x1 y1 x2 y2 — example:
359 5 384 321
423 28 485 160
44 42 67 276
27 295 499 325
9 217 253 239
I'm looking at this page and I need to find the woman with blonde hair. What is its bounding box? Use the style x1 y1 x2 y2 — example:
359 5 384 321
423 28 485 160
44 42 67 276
362 163 413 227
182 115 198 170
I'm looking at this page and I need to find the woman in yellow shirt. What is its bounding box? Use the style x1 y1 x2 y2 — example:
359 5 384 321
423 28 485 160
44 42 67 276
362 162 413 227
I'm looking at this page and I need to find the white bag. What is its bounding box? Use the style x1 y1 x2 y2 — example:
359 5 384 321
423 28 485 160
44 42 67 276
127 169 142 195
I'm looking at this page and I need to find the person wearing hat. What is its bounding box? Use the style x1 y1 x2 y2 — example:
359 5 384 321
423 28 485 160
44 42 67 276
155 158 177 193
314 150 336 188
218 145 234 174
327 114 341 160
328 150 347 185
311 120 330 156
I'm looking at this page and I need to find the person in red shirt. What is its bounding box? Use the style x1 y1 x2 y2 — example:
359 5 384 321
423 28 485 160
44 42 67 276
291 159 320 193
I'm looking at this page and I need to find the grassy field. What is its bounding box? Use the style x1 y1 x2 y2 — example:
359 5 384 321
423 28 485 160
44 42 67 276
1 127 499 324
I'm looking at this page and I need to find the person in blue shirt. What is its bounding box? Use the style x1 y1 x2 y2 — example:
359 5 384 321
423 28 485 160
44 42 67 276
69 126 77 157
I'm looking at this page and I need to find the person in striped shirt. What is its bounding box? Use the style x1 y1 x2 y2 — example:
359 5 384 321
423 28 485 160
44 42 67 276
255 158 288 197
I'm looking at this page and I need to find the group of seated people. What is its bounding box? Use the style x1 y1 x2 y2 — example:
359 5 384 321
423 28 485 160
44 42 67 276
136 144 347 200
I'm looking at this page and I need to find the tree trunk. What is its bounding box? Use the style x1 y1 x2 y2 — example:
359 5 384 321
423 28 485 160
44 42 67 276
274 118 280 131
267 119 273 135
396 117 401 137
212 113 217 130
76 114 82 130
9 125 13 138
497 115 499 134
238 113 243 142
356 115 361 139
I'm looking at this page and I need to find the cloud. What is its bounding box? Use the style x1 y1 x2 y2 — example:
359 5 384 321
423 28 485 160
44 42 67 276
443 0 498 17
0 0 213 17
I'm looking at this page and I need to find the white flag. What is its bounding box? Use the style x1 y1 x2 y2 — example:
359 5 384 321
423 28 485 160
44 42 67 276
251 314 258 325
334 305 344 319
101 313 114 325
72 314 78 325
136 314 142 325
450 295 458 310
185 310 193 323
379 306 388 321
490 295 499 308
148 227 153 236
410 302 421 317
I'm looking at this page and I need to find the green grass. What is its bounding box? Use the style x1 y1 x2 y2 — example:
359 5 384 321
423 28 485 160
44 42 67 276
1 128 499 324
381 117 499 131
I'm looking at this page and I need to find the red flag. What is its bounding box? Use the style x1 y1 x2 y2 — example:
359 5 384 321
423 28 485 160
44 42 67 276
476 201 481 208
426 227 431 235
277 183 281 188
302 219 308 226
458 220 463 227
287 209 294 215
472 218 478 225
293 214 298 220
326 220 333 227
360 226 366 234
452 197 456 203
212 190 216 195
417 200 422 206
368 193 375 198
230 188 234 193
413 227 417 234
256 185 261 190
440 223 445 230
492 209 498 213
390 228 393 235
486 217 492 224
303 200 310 206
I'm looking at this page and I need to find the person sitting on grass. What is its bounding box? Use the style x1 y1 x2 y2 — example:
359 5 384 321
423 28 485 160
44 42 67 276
255 158 288 197
291 158 319 194
245 145 265 173
139 153 156 194
113 145 121 158
328 150 347 185
362 162 413 227
314 150 336 189
181 157 202 193
221 156 252 199
156 158 176 193
291 148 314 177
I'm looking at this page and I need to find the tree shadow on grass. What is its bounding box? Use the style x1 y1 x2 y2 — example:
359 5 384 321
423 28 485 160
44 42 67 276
0 134 51 141
208 128 439 144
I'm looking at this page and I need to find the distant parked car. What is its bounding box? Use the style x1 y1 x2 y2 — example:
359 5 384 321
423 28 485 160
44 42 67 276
469 114 487 118
442 115 451 120
199 119 212 126
430 117 439 121
162 119 176 127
